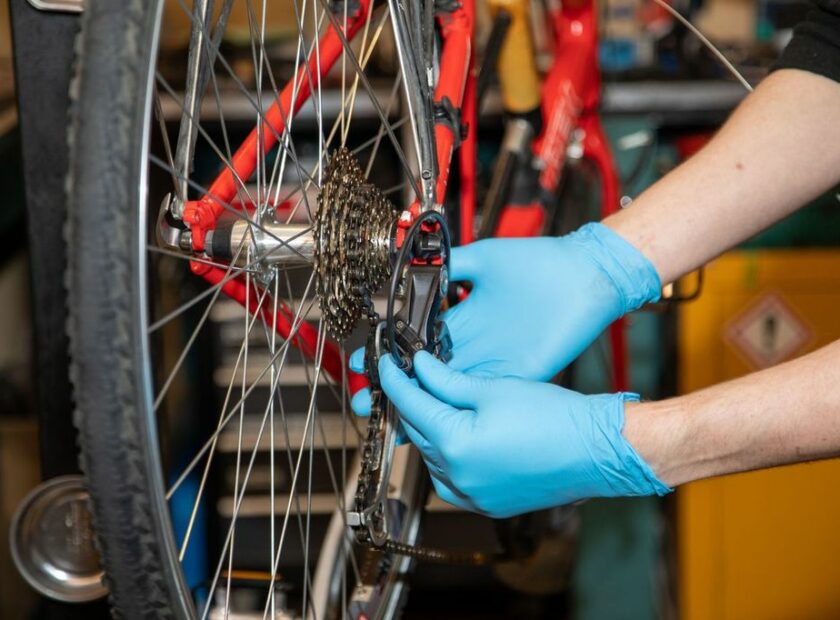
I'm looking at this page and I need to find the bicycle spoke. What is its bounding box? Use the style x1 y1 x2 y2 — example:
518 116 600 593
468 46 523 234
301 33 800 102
166 272 318 499
363 78 405 178
199 301 326 620
177 280 274 559
352 117 409 156
145 224 313 334
340 3 386 147
172 0 321 191
268 269 279 616
142 2 436 617
383 180 412 196
173 0 235 201
316 0 421 199
156 72 257 209
261 326 328 619
153 241 247 411
224 249 252 617
245 0 318 222
255 269 349 614
153 85 182 194
149 153 316 263
147 244 261 274
273 70 405 219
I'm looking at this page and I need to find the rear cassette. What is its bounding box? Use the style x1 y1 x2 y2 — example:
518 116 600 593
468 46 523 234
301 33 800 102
315 148 397 338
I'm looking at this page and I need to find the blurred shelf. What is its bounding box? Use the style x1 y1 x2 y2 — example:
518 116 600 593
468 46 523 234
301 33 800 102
601 79 748 122
159 83 397 125
160 78 746 134
478 79 748 126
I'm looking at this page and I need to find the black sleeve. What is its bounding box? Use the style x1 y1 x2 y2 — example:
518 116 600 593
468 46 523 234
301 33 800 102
772 0 840 83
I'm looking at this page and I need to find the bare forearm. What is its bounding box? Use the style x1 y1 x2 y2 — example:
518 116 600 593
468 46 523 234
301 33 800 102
604 69 840 285
625 339 840 487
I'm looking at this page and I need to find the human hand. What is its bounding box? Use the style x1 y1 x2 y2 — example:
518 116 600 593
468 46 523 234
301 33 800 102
378 351 671 518
441 222 661 380
350 222 660 415
349 347 408 445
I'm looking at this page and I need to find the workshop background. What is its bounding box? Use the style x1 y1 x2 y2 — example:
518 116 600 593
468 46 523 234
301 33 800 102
2 0 840 618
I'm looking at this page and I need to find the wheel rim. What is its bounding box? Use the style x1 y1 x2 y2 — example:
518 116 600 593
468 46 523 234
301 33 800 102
132 1 433 617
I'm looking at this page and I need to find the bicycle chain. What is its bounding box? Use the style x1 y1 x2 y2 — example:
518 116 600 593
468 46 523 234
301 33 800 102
316 148 496 565
352 308 495 566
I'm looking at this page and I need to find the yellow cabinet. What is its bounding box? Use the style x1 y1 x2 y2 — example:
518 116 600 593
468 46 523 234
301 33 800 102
678 250 840 620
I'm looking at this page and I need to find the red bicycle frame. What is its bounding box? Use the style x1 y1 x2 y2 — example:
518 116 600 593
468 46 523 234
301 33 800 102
491 0 630 391
180 0 474 396
176 0 626 395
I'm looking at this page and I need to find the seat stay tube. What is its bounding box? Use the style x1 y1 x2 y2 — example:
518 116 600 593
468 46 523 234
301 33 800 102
431 1 473 208
392 1 474 253
182 0 373 251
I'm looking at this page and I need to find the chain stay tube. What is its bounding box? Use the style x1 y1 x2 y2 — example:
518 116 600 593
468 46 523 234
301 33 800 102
388 0 438 211
394 0 472 250
191 260 368 394
431 3 472 208
458 45 477 245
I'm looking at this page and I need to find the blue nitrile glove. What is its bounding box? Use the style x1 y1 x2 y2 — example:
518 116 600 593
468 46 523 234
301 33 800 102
378 351 671 518
349 348 408 445
351 222 661 416
349 348 373 414
443 222 661 379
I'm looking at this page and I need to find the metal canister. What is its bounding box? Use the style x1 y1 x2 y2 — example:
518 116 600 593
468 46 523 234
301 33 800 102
10 475 107 602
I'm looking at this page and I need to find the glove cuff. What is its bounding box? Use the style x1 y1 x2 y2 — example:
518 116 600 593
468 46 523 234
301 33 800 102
594 393 673 498
571 223 662 312
618 393 672 496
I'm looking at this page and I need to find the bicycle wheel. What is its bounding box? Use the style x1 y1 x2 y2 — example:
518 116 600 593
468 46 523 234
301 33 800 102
67 0 443 617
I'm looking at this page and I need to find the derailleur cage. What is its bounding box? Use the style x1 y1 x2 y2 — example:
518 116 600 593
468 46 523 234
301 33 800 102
389 264 452 374
349 211 452 550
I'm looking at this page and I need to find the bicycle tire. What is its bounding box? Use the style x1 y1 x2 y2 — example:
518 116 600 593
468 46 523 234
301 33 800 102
67 0 434 617
67 0 194 616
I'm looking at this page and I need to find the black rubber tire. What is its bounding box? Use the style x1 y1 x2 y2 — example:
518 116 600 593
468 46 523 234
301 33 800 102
66 0 194 617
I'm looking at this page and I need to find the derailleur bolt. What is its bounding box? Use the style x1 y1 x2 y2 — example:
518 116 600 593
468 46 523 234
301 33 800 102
178 231 192 252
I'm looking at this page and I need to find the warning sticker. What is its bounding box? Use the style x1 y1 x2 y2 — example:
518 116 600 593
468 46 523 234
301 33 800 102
725 294 812 370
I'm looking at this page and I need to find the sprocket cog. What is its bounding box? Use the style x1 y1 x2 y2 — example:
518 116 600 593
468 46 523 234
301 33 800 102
315 148 396 339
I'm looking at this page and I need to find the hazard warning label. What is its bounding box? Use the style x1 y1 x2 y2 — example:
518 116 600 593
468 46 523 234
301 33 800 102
725 294 812 370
